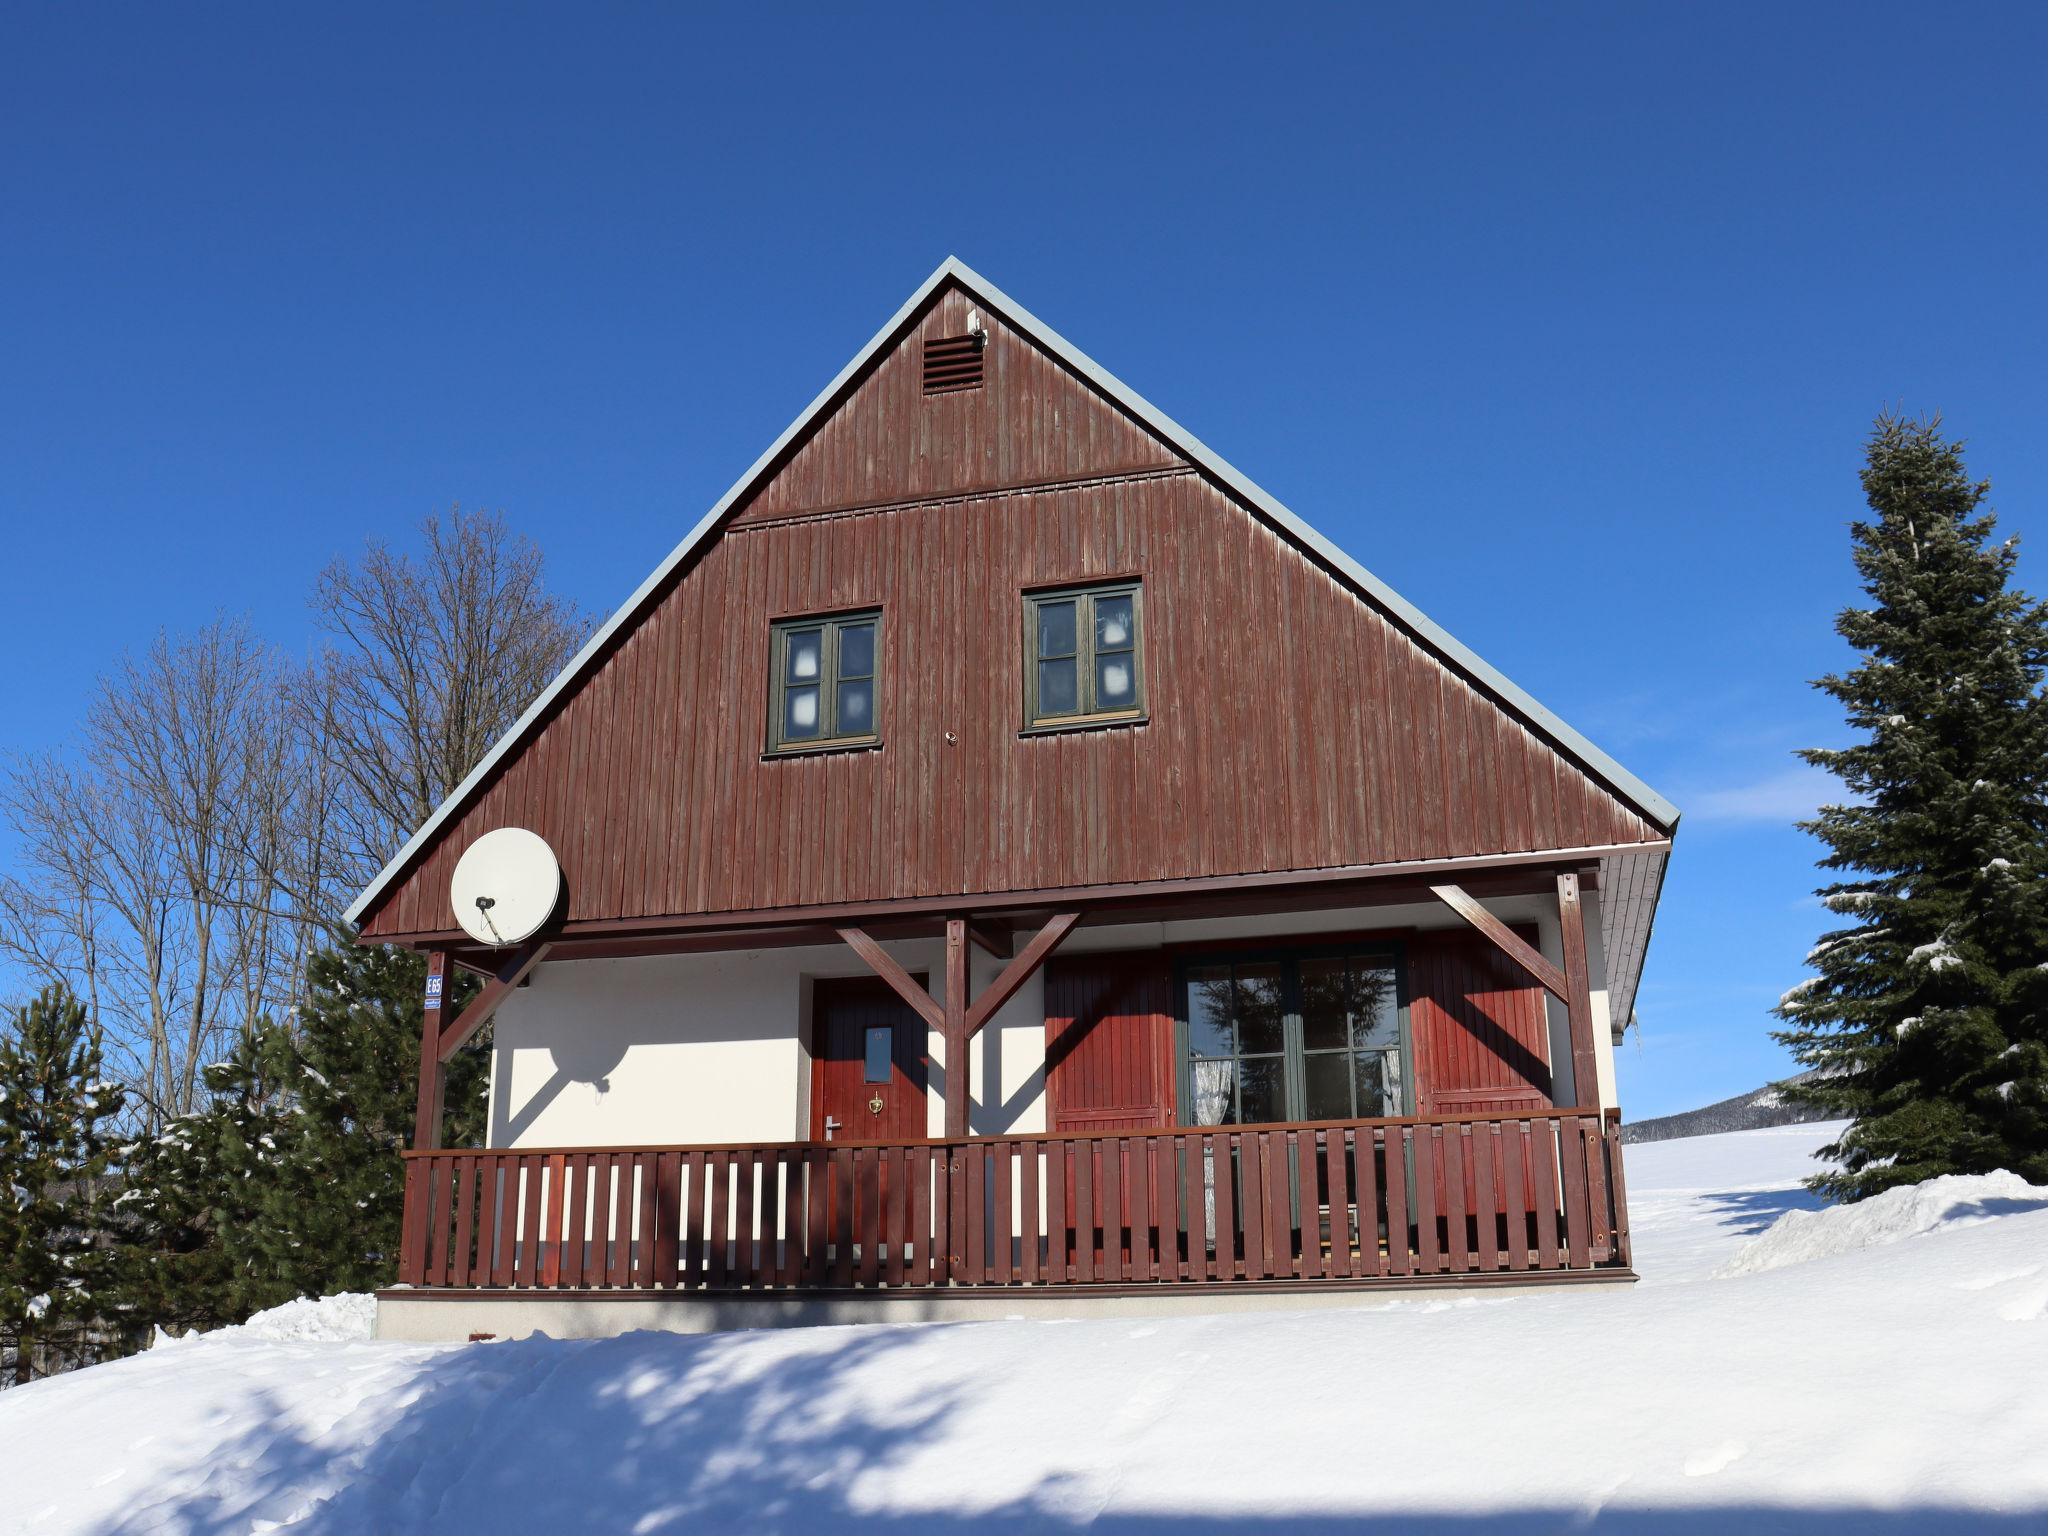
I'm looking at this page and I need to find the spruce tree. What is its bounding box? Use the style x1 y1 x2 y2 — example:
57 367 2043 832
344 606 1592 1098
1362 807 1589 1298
1775 413 2048 1199
0 986 124 1383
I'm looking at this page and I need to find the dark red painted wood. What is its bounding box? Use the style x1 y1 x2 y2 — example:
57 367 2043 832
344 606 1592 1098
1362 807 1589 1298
358 283 1664 945
398 1113 1629 1297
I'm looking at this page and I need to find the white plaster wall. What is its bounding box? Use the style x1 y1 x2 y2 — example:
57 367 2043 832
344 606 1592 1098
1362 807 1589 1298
487 936 1054 1150
485 888 1619 1150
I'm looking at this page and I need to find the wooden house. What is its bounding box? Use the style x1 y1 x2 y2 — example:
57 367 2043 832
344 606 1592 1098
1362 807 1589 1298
356 259 1678 1339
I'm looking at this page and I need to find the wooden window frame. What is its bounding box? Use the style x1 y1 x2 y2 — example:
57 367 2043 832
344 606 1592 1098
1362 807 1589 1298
765 609 882 756
1021 580 1146 733
1173 942 1413 1127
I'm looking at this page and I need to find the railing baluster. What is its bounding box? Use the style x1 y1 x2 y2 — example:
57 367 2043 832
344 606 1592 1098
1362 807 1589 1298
1021 1141 1041 1284
1380 1127 1407 1276
1532 1120 1560 1269
1044 1139 1067 1283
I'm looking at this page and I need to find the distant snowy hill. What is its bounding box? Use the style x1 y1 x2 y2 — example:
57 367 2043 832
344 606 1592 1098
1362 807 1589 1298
1622 1068 1835 1143
3 1120 2045 1533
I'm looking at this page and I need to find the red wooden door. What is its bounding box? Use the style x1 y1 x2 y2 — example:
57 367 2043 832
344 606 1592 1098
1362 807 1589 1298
811 975 929 1142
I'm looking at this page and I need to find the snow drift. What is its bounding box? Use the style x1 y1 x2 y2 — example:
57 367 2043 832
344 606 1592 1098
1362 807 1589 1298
150 1291 377 1349
3 1121 2046 1534
1720 1169 2048 1277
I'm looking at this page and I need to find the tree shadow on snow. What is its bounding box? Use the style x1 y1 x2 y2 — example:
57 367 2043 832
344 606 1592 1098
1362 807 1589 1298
1698 1185 1830 1236
87 1324 2045 1536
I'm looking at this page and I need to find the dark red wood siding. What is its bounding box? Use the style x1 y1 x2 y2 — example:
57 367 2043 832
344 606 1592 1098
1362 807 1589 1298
1408 927 1555 1116
359 281 1662 941
1043 930 1554 1132
734 289 1180 523
1044 954 1177 1133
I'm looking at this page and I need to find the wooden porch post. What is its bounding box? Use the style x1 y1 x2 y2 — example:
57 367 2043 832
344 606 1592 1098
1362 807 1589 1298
1556 870 1599 1112
412 950 450 1150
943 917 970 1139
1557 867 1615 1258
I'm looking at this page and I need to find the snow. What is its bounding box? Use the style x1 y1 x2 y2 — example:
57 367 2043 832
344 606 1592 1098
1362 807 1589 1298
150 1292 378 1350
1719 1171 2048 1277
4 1121 2047 1533
1908 938 1961 971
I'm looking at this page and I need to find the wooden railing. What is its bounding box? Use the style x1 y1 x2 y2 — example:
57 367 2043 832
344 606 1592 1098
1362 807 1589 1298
395 1110 1631 1293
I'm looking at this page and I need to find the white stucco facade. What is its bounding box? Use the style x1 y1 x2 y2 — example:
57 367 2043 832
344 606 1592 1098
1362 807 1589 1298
485 892 1617 1152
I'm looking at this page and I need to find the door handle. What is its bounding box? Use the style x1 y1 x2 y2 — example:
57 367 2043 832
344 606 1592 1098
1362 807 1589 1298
824 1116 842 1140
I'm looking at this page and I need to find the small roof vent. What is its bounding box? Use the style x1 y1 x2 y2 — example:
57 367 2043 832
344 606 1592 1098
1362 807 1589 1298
923 331 986 395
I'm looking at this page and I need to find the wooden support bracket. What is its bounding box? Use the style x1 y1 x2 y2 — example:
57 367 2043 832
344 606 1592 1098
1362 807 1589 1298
966 918 1013 959
834 927 947 1033
1427 883 1568 1002
437 940 554 1063
965 911 1082 1037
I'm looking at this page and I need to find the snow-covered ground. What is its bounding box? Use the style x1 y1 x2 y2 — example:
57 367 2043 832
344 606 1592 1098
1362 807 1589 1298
4 1121 2047 1534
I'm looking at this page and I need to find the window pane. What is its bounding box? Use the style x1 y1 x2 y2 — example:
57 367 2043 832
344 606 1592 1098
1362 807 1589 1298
1036 599 1077 658
1095 653 1135 709
1303 1051 1355 1121
785 629 823 683
863 1025 892 1085
1186 966 1235 1056
1037 656 1078 715
1094 593 1134 649
1237 1057 1287 1125
1353 1050 1402 1118
1355 964 1400 1052
783 684 821 739
1190 1058 1235 1126
1298 958 1350 1052
838 622 874 679
1234 964 1285 1054
836 679 874 735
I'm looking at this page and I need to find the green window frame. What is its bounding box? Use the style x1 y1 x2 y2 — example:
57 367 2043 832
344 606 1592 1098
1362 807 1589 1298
766 610 880 754
1176 945 1410 1126
1022 580 1145 730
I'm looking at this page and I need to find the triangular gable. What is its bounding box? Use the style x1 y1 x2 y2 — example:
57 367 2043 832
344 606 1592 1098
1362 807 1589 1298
346 257 1677 930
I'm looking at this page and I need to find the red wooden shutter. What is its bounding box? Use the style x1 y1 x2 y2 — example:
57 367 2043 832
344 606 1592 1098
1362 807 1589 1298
1408 927 1556 1117
1044 953 1176 1132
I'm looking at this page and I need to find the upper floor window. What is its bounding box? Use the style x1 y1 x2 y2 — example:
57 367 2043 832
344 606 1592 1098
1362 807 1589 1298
1023 581 1144 730
767 611 879 753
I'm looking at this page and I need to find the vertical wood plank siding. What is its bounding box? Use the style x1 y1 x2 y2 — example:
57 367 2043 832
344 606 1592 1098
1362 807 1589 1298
363 469 1658 937
396 1113 1631 1294
735 289 1180 522
359 282 1660 941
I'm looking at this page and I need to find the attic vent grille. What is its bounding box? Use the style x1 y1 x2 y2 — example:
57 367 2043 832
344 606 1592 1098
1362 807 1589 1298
923 334 986 394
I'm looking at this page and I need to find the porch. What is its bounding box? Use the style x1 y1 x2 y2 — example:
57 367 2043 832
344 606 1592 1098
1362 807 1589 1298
392 1108 1631 1309
384 855 1650 1327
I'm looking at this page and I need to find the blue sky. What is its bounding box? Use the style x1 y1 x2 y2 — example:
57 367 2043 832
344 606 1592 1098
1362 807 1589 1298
3 4 2044 1117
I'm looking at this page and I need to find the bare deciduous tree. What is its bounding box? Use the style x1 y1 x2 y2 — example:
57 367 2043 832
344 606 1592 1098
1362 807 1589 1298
310 507 591 895
0 510 587 1131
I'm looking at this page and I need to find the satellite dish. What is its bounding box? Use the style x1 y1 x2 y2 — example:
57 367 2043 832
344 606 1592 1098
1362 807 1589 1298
451 828 561 948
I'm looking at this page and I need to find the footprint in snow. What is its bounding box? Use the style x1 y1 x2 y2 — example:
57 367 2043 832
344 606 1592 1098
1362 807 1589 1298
1683 1441 1746 1477
1954 1264 2041 1291
1998 1283 2048 1323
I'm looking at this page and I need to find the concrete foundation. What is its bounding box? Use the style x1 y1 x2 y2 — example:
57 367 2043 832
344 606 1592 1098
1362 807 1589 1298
376 1272 1634 1342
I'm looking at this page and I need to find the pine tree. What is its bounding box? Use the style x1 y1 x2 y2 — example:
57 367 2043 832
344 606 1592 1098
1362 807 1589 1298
232 943 485 1301
1775 413 2048 1199
107 945 486 1332
107 1027 291 1335
0 986 124 1383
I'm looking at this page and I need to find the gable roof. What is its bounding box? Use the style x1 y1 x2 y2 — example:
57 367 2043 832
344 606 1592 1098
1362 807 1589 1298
345 257 1678 930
